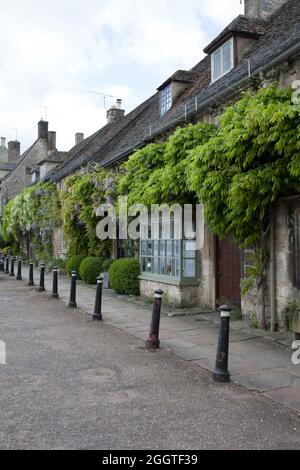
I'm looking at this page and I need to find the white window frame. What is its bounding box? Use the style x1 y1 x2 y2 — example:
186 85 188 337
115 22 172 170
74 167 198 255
160 84 172 116
211 37 234 83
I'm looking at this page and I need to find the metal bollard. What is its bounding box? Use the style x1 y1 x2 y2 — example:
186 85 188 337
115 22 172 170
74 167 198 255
212 305 232 383
146 289 164 349
68 271 77 308
52 268 59 298
92 277 103 321
38 263 46 292
28 260 35 286
16 258 22 281
5 256 9 274
9 257 15 277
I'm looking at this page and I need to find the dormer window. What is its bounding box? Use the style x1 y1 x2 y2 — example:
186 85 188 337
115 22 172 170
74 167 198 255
160 84 172 116
211 38 234 83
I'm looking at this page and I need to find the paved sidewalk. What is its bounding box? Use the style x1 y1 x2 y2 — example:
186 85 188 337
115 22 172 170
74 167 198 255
1 276 299 449
18 266 300 414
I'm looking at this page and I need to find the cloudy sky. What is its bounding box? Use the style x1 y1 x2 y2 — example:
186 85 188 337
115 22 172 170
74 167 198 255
0 0 243 152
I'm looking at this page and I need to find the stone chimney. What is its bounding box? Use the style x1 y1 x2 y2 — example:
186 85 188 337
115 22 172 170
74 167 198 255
0 137 8 163
8 141 21 163
48 131 57 151
38 119 49 139
107 99 125 124
75 132 84 145
244 0 288 19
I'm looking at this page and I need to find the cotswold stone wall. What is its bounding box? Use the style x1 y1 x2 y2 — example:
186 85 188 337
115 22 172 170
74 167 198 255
139 278 199 308
1 139 48 203
242 197 300 329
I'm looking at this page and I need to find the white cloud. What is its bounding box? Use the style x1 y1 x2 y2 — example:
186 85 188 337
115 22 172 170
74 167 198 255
0 0 243 151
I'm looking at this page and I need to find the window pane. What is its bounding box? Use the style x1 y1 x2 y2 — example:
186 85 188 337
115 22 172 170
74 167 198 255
148 241 153 256
154 240 159 257
183 259 196 277
213 49 221 80
160 85 172 116
146 258 152 272
165 258 172 276
160 241 165 257
141 241 147 256
222 41 232 73
159 258 165 275
172 258 180 277
174 240 180 257
166 240 172 257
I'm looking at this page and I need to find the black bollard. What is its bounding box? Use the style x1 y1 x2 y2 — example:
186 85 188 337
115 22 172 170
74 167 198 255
68 271 77 308
92 277 103 321
5 256 9 274
9 257 15 277
0 256 4 272
16 258 22 281
28 260 35 286
146 289 164 350
38 263 46 292
52 268 59 298
212 305 232 383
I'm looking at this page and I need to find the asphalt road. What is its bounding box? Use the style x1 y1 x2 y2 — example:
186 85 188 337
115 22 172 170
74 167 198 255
0 276 299 450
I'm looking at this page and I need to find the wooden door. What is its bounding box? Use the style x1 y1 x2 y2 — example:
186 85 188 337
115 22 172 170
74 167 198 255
216 237 241 307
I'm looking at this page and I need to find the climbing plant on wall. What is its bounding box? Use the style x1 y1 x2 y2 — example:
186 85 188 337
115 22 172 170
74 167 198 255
60 164 113 257
118 122 216 205
188 84 300 327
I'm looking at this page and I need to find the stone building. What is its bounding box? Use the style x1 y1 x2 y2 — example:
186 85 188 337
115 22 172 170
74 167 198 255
0 120 68 213
3 0 299 331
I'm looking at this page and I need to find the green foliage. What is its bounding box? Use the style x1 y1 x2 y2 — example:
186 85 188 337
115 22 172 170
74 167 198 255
1 182 61 260
79 256 103 284
118 123 216 205
66 255 86 278
283 302 300 332
60 164 113 257
108 258 140 295
102 258 115 271
189 85 300 248
45 257 66 272
118 143 166 206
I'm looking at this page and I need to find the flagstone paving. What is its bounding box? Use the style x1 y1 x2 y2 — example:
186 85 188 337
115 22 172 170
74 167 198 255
15 266 300 414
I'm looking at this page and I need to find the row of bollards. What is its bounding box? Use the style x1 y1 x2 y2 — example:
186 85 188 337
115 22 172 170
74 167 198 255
1 255 232 382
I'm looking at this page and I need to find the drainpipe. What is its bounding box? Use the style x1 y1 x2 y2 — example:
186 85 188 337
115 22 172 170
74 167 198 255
270 209 277 331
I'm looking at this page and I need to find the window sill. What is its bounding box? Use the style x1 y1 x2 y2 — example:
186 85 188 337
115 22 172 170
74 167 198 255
139 274 199 287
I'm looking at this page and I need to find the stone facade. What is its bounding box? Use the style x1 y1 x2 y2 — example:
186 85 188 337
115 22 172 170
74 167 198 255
139 278 199 308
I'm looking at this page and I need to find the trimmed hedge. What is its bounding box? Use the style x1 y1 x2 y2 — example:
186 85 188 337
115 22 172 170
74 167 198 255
79 257 103 284
108 258 140 296
66 255 86 279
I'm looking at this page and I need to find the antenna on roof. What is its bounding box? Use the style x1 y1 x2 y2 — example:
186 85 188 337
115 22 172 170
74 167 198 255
89 90 114 111
11 128 18 141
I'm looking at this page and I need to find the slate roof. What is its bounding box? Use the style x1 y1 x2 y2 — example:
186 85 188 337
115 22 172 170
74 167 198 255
50 93 160 180
145 0 300 139
204 15 267 53
50 0 300 181
157 70 198 91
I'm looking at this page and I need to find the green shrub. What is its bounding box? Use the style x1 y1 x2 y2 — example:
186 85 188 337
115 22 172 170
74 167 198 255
108 258 140 295
102 258 115 271
79 257 103 284
66 255 86 278
46 257 66 272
